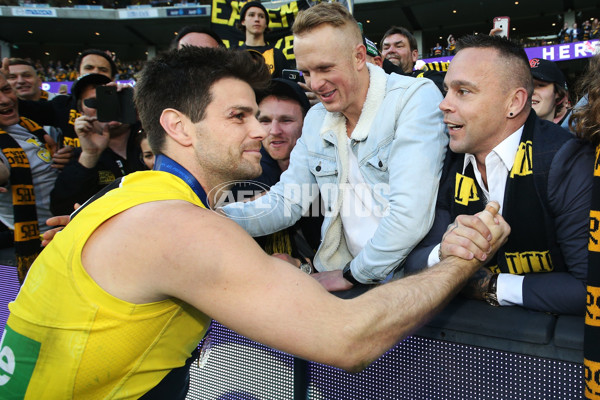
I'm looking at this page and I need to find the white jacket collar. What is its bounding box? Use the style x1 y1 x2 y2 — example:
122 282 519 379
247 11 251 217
319 63 388 142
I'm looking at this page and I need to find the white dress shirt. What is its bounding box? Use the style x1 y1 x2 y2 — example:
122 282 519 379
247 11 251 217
341 138 384 257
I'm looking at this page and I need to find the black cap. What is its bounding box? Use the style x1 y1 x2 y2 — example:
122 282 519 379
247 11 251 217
529 58 567 90
239 1 269 25
257 78 310 114
71 73 111 101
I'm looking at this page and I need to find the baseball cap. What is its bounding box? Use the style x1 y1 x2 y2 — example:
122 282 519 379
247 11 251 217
239 1 270 25
529 58 567 90
257 78 310 114
363 36 380 58
71 73 111 101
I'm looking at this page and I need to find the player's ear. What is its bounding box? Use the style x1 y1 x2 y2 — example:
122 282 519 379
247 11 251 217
159 108 193 147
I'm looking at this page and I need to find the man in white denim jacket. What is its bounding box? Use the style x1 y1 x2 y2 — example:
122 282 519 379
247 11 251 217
223 2 448 289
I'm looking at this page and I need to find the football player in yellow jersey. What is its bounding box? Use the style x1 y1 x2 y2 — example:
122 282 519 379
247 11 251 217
1 45 509 399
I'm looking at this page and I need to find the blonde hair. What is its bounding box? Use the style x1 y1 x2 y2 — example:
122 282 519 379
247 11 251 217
292 2 361 45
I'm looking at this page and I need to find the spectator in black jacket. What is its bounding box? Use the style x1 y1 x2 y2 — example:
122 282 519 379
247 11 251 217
558 22 571 43
404 35 592 315
570 22 581 42
50 73 145 215
236 1 291 78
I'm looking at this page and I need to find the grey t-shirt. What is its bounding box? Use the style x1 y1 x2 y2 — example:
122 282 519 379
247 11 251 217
0 123 58 232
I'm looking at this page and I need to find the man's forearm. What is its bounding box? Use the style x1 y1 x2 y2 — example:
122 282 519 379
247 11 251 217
461 266 493 300
338 255 482 371
330 203 509 371
222 190 304 235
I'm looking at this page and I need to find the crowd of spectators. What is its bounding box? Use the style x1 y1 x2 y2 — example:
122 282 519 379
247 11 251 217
17 56 144 82
0 0 209 8
34 15 600 84
558 18 600 43
1 0 600 395
427 16 599 57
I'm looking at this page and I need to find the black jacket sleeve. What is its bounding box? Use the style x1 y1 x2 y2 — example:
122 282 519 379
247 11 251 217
522 139 594 315
50 148 102 215
18 95 72 128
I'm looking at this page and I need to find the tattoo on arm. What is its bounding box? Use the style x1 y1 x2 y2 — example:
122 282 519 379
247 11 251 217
461 267 493 300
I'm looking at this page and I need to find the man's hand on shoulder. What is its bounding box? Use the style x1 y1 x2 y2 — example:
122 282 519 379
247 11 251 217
42 214 71 247
42 203 80 246
298 82 319 107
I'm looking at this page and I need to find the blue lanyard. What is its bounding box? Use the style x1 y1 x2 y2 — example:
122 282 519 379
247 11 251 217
154 154 210 209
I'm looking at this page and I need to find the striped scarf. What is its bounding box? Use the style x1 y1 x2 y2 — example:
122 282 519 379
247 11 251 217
0 117 48 283
585 144 600 399
452 121 554 275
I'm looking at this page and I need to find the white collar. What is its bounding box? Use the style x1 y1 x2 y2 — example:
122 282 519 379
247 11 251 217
463 125 525 173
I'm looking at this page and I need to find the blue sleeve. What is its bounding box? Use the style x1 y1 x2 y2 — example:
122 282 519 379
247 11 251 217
350 80 448 282
403 150 454 274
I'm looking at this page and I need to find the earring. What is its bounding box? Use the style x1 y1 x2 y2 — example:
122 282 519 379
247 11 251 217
509 112 514 117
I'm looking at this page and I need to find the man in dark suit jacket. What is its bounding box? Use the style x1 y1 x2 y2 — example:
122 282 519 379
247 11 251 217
404 34 593 316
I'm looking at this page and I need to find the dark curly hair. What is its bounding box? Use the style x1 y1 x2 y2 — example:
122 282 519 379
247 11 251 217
570 54 600 146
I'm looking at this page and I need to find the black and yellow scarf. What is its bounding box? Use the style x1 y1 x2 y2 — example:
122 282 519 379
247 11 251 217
39 90 50 101
585 144 600 399
0 117 48 283
451 114 562 275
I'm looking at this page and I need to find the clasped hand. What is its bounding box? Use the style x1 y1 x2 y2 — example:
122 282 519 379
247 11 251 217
439 201 511 263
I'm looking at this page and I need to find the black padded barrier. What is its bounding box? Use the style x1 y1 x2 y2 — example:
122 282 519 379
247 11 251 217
0 267 583 399
188 286 584 399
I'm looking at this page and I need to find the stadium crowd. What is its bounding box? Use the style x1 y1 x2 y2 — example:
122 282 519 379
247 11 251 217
20 56 144 82
0 0 210 8
0 1 599 398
